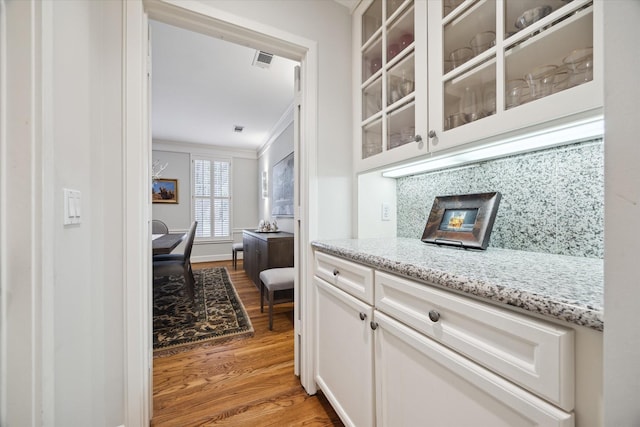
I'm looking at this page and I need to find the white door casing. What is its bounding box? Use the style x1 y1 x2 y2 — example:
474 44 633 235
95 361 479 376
126 0 321 421
0 0 54 425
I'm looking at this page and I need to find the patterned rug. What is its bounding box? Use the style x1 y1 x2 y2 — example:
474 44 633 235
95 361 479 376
153 267 253 356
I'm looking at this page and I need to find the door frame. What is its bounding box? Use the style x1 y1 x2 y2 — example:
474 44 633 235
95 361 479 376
125 0 319 423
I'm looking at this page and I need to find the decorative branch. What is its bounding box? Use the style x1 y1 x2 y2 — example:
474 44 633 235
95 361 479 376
152 160 168 181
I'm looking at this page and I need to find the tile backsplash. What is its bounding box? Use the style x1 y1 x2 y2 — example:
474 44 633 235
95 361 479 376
397 139 604 258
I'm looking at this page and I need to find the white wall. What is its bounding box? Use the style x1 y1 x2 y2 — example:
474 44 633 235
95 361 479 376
357 171 397 238
152 140 260 261
151 150 191 229
603 1 640 424
258 121 295 233
52 1 125 425
233 157 261 236
206 0 353 239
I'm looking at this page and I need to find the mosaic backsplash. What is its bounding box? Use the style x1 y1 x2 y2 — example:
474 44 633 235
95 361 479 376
396 139 604 258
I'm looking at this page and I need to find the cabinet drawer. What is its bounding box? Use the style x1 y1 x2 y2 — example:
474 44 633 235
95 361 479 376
374 311 573 427
375 271 574 411
314 251 374 304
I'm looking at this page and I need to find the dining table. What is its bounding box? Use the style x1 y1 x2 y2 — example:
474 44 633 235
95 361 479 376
152 232 187 255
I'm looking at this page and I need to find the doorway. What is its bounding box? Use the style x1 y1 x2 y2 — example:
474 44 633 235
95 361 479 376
133 1 320 424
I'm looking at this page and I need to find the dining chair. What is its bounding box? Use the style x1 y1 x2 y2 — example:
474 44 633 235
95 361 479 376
152 219 169 234
153 221 198 301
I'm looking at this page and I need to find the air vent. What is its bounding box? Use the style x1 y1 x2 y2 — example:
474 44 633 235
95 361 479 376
233 125 244 133
252 50 274 69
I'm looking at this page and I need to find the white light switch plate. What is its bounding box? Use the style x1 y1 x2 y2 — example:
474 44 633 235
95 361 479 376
64 188 81 225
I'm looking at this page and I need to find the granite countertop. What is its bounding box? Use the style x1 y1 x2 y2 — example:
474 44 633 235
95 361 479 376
311 238 604 331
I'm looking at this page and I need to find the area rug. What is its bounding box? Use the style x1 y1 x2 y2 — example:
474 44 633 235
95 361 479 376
153 267 253 356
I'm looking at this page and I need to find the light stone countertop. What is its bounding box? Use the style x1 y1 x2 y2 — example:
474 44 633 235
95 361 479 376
311 238 604 331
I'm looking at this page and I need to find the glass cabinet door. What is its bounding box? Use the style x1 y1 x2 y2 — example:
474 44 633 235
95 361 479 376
504 0 594 110
360 0 417 162
441 0 496 131
428 0 599 153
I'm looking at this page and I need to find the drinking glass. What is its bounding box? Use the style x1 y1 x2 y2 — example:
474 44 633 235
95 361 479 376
505 79 527 109
525 65 557 100
460 87 482 122
446 112 467 130
482 82 496 116
470 31 496 56
450 47 473 69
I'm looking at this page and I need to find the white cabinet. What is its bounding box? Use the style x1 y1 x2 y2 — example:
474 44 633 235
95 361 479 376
427 0 602 153
314 252 375 427
352 0 603 172
315 277 375 427
313 250 579 426
373 311 574 427
353 0 429 172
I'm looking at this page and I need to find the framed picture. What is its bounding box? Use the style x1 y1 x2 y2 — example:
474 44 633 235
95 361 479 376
271 152 294 217
421 192 501 250
262 170 268 199
152 178 178 204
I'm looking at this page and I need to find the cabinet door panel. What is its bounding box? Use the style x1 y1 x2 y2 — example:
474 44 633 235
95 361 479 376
315 277 374 427
374 311 574 427
375 271 574 410
427 0 602 154
354 0 429 172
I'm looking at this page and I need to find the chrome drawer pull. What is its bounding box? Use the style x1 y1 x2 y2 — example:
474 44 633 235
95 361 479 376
332 268 339 276
428 310 441 323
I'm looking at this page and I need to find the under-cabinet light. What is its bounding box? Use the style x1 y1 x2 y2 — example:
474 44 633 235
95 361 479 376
381 116 604 178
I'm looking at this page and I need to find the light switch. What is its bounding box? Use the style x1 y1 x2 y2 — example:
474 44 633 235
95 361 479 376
64 188 81 225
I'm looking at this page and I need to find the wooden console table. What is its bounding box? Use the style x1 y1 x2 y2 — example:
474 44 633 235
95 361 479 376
243 230 294 288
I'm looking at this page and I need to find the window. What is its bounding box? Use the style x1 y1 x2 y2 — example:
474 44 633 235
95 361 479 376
193 157 231 240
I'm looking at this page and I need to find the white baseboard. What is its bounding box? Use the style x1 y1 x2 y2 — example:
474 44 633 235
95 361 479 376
191 253 242 264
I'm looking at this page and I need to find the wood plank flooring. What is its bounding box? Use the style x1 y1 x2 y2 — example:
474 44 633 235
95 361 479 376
151 260 344 427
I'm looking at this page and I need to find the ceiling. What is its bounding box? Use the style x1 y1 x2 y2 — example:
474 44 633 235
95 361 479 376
334 0 359 12
150 20 299 151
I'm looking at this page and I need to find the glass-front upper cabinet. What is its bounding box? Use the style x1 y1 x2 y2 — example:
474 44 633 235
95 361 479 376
427 0 602 154
355 0 428 172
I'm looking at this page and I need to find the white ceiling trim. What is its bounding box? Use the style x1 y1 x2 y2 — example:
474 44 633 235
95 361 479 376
258 102 294 158
147 0 310 61
152 139 258 159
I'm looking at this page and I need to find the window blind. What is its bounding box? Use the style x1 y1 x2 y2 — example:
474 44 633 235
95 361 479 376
193 157 231 239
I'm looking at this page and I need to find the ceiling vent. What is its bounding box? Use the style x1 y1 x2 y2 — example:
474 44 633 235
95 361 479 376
233 125 244 133
252 50 274 69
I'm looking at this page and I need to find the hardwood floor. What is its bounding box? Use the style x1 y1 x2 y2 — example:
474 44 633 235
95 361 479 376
151 260 344 427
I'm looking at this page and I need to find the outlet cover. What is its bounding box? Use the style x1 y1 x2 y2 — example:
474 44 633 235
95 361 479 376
381 203 391 221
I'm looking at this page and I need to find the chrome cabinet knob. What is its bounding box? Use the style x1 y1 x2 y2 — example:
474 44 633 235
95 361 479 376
414 134 423 143
370 321 378 330
332 268 339 276
359 312 367 321
428 310 440 323
428 130 437 139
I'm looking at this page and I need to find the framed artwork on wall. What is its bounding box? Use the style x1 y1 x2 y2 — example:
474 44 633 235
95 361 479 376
152 178 178 204
271 152 294 217
421 192 501 250
262 171 268 199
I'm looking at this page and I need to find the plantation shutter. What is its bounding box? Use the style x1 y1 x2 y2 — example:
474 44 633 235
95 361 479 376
213 161 230 238
193 157 231 239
